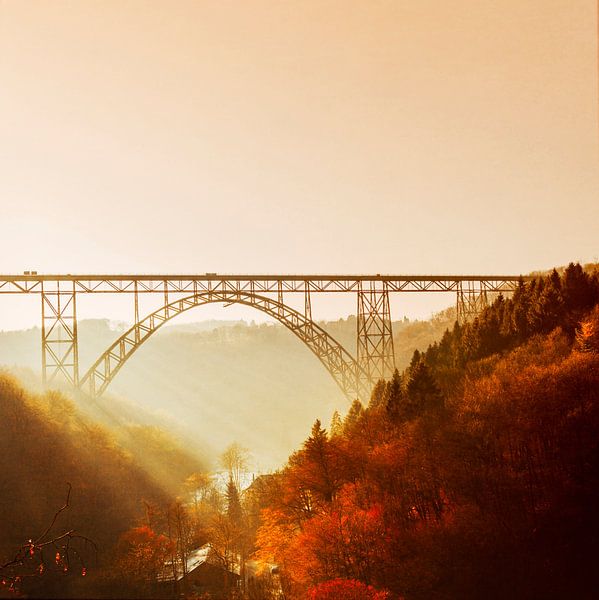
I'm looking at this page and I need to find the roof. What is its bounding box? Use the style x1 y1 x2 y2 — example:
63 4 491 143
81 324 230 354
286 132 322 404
158 544 211 582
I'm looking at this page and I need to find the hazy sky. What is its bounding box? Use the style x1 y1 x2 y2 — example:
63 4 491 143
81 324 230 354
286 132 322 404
1 1 598 329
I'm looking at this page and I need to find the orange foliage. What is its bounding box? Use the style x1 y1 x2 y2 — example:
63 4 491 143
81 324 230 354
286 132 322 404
116 525 174 582
254 305 599 599
307 578 391 600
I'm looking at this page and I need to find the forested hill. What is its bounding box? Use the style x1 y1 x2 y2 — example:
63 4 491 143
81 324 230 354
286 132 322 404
250 263 599 599
0 373 207 598
423 262 599 391
0 310 455 469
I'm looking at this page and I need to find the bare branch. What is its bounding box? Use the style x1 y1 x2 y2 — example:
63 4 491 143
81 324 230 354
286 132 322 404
35 482 72 544
0 483 96 594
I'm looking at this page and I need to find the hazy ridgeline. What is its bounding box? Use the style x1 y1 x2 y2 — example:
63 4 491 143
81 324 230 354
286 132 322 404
0 312 455 470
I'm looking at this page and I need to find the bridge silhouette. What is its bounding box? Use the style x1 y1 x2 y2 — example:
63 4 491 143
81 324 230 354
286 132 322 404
0 274 529 401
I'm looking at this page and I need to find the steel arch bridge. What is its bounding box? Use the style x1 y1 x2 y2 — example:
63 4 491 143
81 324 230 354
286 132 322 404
0 273 530 402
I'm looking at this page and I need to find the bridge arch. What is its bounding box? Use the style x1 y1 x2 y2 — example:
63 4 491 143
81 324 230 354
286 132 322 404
79 291 367 401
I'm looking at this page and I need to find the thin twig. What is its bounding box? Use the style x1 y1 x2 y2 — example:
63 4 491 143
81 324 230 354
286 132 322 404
35 482 72 544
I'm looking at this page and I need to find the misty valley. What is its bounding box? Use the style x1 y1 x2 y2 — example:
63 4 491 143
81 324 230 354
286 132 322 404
1 264 598 599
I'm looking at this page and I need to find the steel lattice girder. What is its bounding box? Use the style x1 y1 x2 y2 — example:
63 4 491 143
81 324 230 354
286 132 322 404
0 274 530 295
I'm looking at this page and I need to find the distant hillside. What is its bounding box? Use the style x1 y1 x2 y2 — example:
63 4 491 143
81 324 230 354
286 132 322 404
0 312 455 470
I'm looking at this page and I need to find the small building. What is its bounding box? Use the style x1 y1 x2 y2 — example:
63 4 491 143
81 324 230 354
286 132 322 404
158 544 241 599
245 559 284 599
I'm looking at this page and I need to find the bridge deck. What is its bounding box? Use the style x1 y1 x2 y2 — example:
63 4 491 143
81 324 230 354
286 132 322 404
0 274 531 294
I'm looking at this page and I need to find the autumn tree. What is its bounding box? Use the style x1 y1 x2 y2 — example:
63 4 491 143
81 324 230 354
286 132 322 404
220 442 250 491
115 526 174 596
298 420 341 504
330 410 343 437
575 305 599 353
251 263 599 599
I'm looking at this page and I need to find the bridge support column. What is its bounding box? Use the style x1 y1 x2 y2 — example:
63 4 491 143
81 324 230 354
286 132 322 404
41 281 79 387
456 282 489 323
302 283 314 337
304 283 312 321
277 281 284 318
134 280 140 342
357 282 395 394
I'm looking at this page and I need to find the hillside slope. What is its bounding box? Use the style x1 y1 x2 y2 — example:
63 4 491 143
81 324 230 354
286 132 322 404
0 373 209 598
251 264 599 599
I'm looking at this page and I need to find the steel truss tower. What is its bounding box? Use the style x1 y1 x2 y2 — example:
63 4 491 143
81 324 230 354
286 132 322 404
41 281 79 386
357 281 395 389
456 281 490 323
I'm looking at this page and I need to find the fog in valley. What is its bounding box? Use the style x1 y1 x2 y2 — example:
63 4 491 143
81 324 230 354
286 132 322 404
0 310 454 470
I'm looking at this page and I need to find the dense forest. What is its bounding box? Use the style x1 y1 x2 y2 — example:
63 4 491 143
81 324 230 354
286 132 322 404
1 263 598 599
248 263 599 599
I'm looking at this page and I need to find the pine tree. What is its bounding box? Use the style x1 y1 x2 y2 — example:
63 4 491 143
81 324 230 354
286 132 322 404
368 379 387 409
529 272 565 333
409 350 421 370
226 476 243 526
460 318 482 362
563 262 594 313
304 419 337 502
500 297 514 337
478 305 503 356
225 476 247 591
511 278 530 339
405 359 444 417
330 410 343 437
385 368 403 421
343 400 364 432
